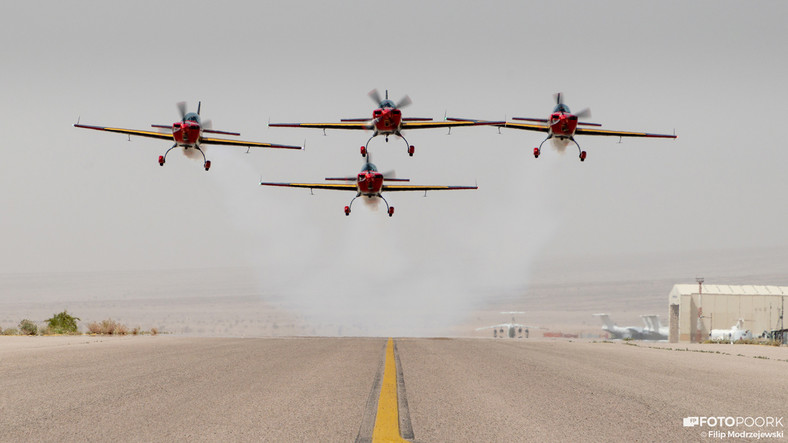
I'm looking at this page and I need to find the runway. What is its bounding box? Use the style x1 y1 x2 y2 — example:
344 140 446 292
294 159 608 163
1 336 785 442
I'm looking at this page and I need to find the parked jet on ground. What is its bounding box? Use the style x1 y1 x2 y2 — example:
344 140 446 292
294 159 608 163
269 89 499 157
259 156 477 216
640 315 669 340
709 319 753 343
476 312 535 338
75 101 301 170
594 313 653 340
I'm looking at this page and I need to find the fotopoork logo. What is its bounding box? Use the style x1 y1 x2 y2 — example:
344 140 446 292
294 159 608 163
683 416 784 428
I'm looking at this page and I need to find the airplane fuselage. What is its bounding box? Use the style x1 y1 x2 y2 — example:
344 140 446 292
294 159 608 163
356 169 385 196
171 112 202 147
548 112 579 139
372 105 403 135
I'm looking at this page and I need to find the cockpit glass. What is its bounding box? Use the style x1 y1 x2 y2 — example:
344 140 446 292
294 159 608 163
380 100 396 108
553 104 570 114
361 162 378 172
185 113 200 123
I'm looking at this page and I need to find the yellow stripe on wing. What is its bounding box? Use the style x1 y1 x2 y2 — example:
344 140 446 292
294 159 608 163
502 122 550 132
200 137 302 149
401 121 477 129
259 182 358 191
74 124 173 140
382 184 477 192
575 127 677 138
269 122 370 130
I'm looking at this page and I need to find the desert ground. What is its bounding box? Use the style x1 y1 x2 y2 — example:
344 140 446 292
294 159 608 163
0 336 785 442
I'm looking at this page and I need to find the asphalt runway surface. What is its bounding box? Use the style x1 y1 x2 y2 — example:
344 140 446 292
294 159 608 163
1 336 786 442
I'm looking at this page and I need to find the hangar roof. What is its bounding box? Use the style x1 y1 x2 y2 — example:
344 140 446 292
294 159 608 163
670 284 788 297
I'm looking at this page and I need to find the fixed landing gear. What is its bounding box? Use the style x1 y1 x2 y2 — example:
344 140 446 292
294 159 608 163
569 137 586 162
533 147 540 158
343 194 394 217
158 144 211 170
361 132 415 157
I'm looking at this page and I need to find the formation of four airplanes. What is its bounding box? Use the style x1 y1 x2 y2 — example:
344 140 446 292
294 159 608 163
74 90 677 217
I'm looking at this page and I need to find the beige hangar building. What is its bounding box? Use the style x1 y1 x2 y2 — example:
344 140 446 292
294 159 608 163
668 283 787 343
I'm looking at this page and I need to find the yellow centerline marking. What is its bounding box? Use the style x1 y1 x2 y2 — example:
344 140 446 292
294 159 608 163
372 338 408 442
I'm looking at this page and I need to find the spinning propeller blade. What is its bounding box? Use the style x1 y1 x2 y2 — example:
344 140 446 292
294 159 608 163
574 107 592 119
177 101 187 121
368 89 383 106
396 95 412 109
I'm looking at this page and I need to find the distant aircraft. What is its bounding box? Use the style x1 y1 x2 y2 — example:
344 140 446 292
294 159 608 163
259 156 477 216
640 315 669 341
709 319 753 343
476 312 535 338
594 313 651 340
269 89 500 157
75 101 301 171
489 93 676 162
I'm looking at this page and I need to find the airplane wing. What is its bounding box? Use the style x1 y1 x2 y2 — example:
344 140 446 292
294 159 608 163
574 127 677 138
269 122 370 130
502 121 550 133
200 136 301 149
74 123 174 141
401 120 490 130
476 324 510 331
382 184 477 192
259 182 357 191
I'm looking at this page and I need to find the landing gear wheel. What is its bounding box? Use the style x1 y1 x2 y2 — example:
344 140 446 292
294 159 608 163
533 147 540 158
344 206 351 216
360 146 367 157
204 160 211 171
407 146 415 157
579 151 587 162
388 206 395 217
158 155 165 166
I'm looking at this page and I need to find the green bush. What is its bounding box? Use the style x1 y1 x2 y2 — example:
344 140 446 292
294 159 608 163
3 328 19 336
45 310 80 334
19 319 37 336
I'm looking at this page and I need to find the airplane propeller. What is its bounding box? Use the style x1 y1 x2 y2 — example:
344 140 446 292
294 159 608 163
368 89 383 106
574 108 592 119
368 89 411 109
396 95 412 109
554 93 591 119
177 101 187 121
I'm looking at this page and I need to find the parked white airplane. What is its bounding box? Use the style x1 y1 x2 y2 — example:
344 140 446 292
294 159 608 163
640 315 669 341
709 319 753 343
477 312 534 338
593 313 654 340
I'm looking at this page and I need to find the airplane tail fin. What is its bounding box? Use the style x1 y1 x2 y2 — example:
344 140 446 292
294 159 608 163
593 313 616 330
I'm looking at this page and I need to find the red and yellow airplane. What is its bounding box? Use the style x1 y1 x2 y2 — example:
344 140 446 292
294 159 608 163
269 89 499 157
75 102 301 171
259 157 477 217
475 93 676 162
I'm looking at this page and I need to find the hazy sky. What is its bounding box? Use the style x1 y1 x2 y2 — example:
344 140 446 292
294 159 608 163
1 1 786 333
